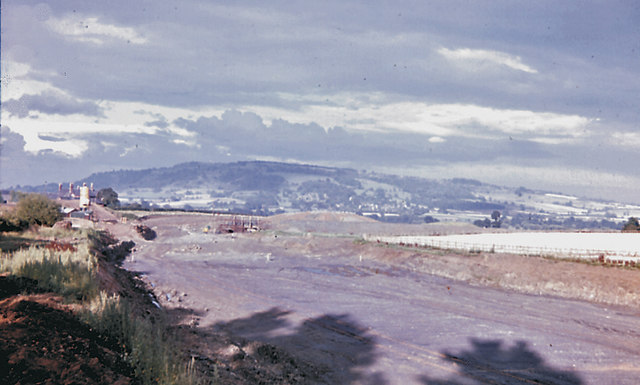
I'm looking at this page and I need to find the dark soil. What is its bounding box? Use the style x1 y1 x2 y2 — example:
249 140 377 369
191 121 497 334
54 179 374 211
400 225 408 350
0 285 136 384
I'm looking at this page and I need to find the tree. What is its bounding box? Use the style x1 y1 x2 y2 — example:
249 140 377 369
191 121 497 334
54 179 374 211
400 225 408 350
622 217 640 232
491 210 502 228
14 193 61 227
424 215 439 224
10 190 27 202
0 216 23 232
473 218 492 228
97 188 120 208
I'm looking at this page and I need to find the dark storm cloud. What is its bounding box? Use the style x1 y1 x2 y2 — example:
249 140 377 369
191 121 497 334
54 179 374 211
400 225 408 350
172 109 553 166
4 0 638 121
3 90 105 118
0 126 79 186
144 120 169 129
37 134 66 142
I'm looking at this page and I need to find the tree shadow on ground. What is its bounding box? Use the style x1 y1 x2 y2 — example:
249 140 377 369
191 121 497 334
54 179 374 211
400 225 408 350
418 338 583 385
0 275 43 299
208 307 387 384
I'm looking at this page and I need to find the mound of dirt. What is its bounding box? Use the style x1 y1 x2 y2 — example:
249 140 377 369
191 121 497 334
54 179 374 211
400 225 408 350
269 211 377 224
0 293 135 385
135 225 157 241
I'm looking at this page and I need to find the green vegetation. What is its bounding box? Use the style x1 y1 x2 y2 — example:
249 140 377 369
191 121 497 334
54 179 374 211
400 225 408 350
1 244 97 300
622 217 640 232
119 211 141 221
0 193 62 231
0 226 205 384
9 190 28 203
0 234 32 252
82 293 202 385
97 187 121 209
15 194 61 226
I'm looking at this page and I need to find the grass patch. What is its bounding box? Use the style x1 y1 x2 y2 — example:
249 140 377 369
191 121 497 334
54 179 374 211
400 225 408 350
353 238 368 245
120 212 141 221
0 242 97 301
37 226 86 240
82 292 204 385
0 233 47 252
17 256 98 300
368 238 452 256
0 226 91 253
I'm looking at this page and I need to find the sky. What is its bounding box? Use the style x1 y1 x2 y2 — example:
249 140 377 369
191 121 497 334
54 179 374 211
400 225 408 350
2 1 640 203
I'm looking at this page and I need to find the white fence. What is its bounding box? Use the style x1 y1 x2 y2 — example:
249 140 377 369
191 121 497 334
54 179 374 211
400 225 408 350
367 233 640 265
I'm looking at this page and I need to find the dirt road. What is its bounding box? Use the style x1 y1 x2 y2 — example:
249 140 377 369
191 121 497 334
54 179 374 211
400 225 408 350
120 212 640 384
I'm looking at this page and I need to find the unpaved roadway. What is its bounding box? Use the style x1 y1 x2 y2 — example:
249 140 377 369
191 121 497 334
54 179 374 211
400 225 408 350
119 212 640 384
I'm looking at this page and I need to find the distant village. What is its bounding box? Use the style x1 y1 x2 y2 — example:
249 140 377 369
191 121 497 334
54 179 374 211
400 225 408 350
55 183 97 221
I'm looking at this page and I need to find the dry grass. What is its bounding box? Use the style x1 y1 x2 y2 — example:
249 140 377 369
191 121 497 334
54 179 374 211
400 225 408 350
82 292 205 385
1 227 207 384
0 233 47 252
0 241 97 300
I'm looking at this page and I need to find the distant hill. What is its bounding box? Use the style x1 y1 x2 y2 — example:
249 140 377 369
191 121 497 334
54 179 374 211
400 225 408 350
84 161 359 192
79 160 489 217
21 160 633 230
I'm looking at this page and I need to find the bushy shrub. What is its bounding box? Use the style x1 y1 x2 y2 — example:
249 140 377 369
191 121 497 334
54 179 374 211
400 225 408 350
0 215 24 232
14 193 62 227
622 217 640 232
97 187 120 209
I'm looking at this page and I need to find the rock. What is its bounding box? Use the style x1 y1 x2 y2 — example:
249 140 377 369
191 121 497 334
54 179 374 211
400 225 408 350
220 344 245 361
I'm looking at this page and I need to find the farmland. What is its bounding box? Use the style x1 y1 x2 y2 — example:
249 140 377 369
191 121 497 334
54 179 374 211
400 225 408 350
373 232 640 264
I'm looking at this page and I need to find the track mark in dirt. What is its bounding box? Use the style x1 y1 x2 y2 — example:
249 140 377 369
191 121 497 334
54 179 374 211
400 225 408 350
162 262 572 384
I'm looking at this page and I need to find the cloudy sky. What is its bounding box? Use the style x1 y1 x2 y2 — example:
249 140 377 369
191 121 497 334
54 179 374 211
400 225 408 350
2 1 640 202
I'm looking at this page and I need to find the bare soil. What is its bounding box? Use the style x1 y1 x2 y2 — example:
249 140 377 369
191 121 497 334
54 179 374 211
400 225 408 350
122 211 640 383
260 212 640 308
3 207 640 384
0 276 136 385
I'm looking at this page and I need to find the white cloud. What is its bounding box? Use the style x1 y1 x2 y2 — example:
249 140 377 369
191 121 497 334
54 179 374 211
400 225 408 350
428 136 446 143
438 47 538 74
2 98 218 157
0 61 56 102
46 15 147 45
172 138 198 147
5 119 155 155
248 96 591 143
609 132 640 147
3 125 87 157
444 104 591 138
1 60 30 78
376 163 640 204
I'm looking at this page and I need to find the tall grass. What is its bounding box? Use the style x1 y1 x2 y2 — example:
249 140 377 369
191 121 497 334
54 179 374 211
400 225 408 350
82 292 203 385
38 226 90 240
0 243 97 300
1 228 206 384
